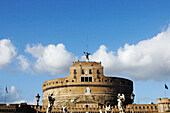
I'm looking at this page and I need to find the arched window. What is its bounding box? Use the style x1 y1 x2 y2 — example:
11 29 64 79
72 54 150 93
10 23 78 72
74 69 76 74
97 70 100 74
89 77 92 82
81 69 84 74
89 69 92 74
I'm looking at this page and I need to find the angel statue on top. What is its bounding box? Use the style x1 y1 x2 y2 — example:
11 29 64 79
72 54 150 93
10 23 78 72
84 52 90 62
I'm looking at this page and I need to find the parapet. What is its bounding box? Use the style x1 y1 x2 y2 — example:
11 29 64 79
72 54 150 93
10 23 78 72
72 61 101 67
157 98 170 104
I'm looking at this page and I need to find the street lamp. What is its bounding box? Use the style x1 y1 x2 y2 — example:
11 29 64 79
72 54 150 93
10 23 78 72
36 93 40 113
131 93 135 113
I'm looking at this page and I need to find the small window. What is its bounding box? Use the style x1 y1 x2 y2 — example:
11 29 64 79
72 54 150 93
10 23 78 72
72 80 74 82
49 83 51 85
120 81 124 85
110 80 112 83
74 69 76 74
53 82 54 84
116 80 119 84
155 106 157 109
99 80 101 82
97 70 100 74
111 89 114 92
44 84 46 87
105 80 107 82
151 106 153 109
56 81 58 84
81 77 84 82
82 69 84 74
97 74 100 79
147 106 149 109
89 69 92 74
89 77 92 82
85 77 88 82
74 74 76 79
66 80 68 83
61 81 63 83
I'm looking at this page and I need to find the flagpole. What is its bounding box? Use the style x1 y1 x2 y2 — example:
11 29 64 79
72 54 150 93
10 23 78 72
5 90 6 104
5 85 8 104
165 88 166 98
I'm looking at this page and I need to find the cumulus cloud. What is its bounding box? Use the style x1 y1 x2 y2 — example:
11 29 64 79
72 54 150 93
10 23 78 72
0 86 22 103
17 55 30 71
89 25 170 81
25 43 76 75
0 39 17 69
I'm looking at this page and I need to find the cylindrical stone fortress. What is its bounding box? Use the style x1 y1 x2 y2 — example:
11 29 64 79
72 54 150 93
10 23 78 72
42 61 133 107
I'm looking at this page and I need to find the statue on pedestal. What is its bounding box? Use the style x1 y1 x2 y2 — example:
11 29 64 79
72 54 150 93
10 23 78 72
117 93 125 113
47 93 55 113
105 105 111 113
84 52 90 62
131 93 135 113
99 109 103 113
62 106 68 113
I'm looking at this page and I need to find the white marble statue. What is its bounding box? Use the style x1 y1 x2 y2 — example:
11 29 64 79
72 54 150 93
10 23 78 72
62 106 68 113
99 109 102 113
85 87 91 95
47 93 55 113
117 93 125 113
105 105 111 113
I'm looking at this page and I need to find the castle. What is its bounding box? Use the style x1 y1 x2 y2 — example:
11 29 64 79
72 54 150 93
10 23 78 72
42 60 133 108
0 53 169 113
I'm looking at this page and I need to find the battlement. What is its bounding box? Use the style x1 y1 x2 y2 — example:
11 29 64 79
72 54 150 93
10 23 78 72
0 103 158 113
157 98 170 104
157 98 170 112
72 61 101 67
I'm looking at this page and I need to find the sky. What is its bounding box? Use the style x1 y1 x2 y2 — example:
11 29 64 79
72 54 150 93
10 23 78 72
0 0 170 105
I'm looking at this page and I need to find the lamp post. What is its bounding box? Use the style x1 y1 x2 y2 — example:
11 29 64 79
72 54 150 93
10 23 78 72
131 93 135 113
36 93 40 113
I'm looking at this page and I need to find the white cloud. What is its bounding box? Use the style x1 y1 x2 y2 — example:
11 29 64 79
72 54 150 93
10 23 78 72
0 86 22 103
89 25 170 81
17 55 30 71
0 39 17 69
27 97 42 105
25 43 76 75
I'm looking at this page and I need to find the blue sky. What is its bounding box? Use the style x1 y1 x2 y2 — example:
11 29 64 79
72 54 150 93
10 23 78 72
0 0 170 105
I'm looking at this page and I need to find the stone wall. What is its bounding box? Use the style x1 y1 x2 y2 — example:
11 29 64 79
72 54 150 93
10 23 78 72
42 61 133 107
0 103 158 113
157 98 170 112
